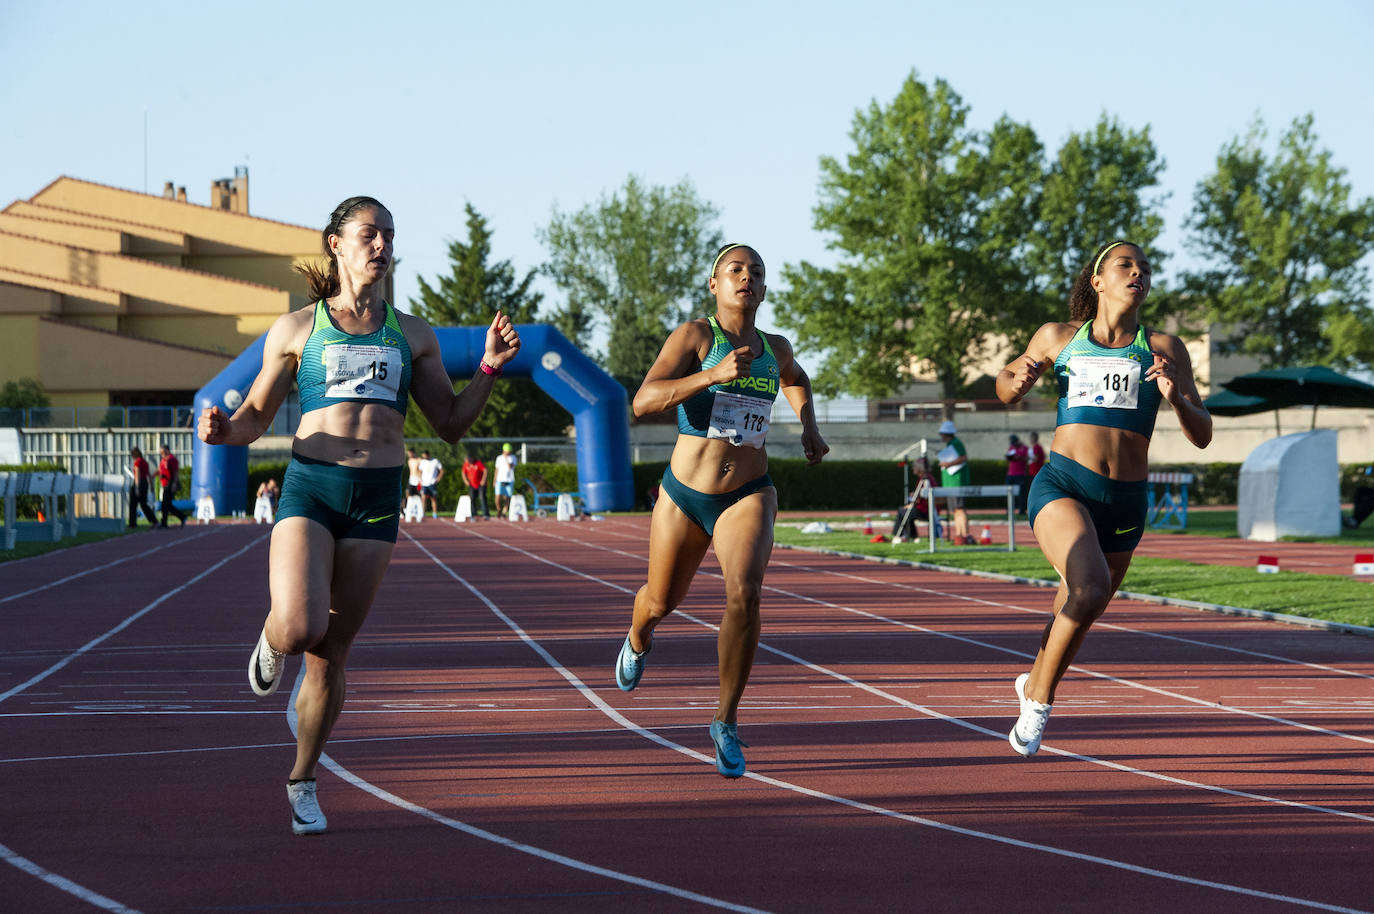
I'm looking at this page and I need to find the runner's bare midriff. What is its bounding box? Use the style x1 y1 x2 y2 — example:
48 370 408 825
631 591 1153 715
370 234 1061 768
1051 423 1150 481
668 434 772 494
292 402 406 467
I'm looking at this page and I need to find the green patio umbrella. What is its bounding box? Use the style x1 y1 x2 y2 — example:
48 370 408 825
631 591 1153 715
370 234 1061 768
1219 365 1374 429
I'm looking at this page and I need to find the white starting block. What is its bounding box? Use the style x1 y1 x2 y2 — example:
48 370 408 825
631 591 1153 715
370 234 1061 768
508 493 528 521
556 492 575 521
196 496 216 524
253 495 275 524
403 493 424 523
454 494 472 523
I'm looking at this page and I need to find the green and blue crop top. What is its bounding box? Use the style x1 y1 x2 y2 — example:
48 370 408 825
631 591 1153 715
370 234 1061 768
1054 320 1162 439
677 316 781 448
297 300 412 416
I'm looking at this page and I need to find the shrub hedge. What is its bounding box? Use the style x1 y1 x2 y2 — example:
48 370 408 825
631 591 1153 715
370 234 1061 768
239 458 1374 514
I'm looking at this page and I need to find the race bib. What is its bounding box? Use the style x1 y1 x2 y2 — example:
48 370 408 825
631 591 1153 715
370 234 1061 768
1067 355 1140 410
323 344 403 401
707 390 770 448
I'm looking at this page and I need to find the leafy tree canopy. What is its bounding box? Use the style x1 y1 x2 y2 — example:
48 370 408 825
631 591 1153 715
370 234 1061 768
407 203 566 442
539 175 723 392
773 72 1171 412
1183 114 1374 370
0 378 49 410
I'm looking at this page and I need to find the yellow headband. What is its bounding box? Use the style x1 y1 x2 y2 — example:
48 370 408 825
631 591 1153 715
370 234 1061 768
710 243 749 278
1092 240 1132 275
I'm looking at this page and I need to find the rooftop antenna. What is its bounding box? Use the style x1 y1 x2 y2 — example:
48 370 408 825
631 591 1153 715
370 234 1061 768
143 112 148 193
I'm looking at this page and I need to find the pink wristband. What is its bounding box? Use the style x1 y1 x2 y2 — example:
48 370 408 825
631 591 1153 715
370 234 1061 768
480 361 502 377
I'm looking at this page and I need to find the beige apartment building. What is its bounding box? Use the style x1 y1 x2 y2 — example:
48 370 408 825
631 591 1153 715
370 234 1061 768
0 171 374 411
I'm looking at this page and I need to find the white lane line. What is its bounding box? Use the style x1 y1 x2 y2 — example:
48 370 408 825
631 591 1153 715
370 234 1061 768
285 652 768 912
0 527 227 604
526 524 1374 745
586 522 1374 679
774 556 1374 681
400 529 1370 914
0 842 142 913
0 533 267 705
452 524 1374 822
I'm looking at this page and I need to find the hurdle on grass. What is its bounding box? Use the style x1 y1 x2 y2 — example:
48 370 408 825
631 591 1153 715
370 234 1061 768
925 484 1019 554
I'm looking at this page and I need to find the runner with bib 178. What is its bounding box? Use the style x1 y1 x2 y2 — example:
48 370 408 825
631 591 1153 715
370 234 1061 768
994 241 1211 757
613 243 827 779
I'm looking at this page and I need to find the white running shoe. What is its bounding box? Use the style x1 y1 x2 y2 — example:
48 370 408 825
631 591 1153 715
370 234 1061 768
249 629 285 697
1008 672 1052 757
287 779 327 835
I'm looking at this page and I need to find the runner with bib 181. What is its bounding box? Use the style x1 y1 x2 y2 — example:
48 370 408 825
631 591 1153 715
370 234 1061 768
994 241 1212 757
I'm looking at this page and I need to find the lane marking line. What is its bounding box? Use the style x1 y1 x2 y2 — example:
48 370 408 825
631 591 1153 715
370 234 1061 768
1 840 142 913
449 523 1374 822
397 530 1371 913
0 534 267 705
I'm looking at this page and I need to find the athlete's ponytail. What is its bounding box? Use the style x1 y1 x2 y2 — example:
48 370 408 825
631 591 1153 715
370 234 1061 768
295 196 389 303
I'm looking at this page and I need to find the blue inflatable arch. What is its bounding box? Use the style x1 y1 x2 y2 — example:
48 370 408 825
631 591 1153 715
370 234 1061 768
191 324 634 514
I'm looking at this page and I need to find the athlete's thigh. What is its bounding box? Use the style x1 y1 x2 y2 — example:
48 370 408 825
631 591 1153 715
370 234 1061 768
324 536 397 644
1032 496 1110 589
711 487 778 588
645 487 713 607
268 516 335 635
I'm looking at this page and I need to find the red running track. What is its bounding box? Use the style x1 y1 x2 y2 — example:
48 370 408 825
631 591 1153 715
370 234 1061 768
2 518 1372 913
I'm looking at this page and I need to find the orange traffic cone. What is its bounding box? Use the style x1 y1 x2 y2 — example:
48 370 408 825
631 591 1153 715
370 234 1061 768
979 524 992 545
37 509 46 522
863 516 873 536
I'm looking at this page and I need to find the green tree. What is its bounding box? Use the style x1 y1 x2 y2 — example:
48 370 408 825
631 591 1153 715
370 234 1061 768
408 203 566 442
1182 114 1374 369
0 377 49 409
1026 115 1174 340
774 72 1045 410
1 378 49 426
539 175 723 391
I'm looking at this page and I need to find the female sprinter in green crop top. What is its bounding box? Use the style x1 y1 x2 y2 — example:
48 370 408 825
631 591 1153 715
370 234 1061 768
198 196 519 833
995 240 1211 758
614 243 828 778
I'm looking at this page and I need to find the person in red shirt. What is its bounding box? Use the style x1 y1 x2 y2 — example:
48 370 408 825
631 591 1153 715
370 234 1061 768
157 444 188 527
128 447 157 527
1005 434 1030 516
1028 431 1046 477
461 453 490 519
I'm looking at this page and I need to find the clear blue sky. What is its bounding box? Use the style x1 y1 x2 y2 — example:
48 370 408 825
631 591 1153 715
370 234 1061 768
5 0 1372 344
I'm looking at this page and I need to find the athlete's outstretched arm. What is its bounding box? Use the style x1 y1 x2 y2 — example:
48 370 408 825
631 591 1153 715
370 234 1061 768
198 312 300 447
410 312 521 443
1149 333 1212 449
632 320 749 418
774 335 828 466
996 323 1065 405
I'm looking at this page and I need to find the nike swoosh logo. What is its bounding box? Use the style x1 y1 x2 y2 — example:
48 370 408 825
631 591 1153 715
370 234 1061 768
366 514 395 523
1115 526 1137 535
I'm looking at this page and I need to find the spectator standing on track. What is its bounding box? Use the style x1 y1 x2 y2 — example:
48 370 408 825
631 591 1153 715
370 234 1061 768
197 195 519 835
462 452 490 519
127 446 157 527
418 449 444 519
1028 431 1046 478
494 442 518 517
405 447 421 500
996 240 1210 758
157 443 188 527
1005 434 1030 517
613 243 828 778
936 421 972 544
